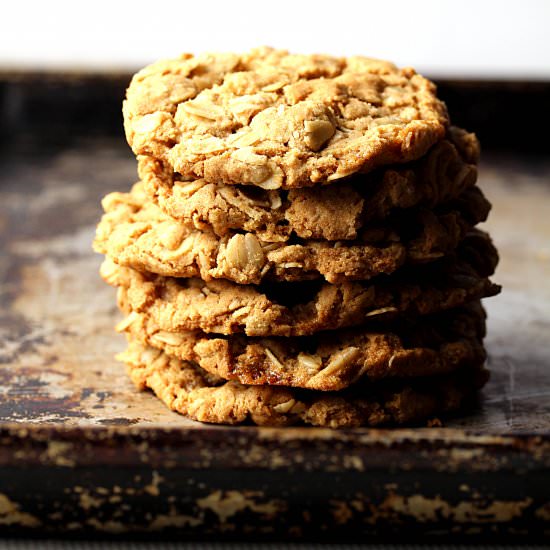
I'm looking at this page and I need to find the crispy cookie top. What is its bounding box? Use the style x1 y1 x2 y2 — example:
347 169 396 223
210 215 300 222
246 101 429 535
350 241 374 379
124 47 449 188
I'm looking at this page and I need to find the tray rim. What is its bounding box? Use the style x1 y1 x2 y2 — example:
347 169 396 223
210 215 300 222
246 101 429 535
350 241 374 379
1 422 548 471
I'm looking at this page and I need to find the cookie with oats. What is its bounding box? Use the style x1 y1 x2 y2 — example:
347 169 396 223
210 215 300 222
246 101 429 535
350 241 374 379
101 232 499 337
116 300 487 392
121 339 488 427
93 182 489 285
141 127 478 242
123 47 449 189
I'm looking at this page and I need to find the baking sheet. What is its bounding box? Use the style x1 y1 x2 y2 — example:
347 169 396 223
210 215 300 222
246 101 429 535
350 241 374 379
0 74 548 539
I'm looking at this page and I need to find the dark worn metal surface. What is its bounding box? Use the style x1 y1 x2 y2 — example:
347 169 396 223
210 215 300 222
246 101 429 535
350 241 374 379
0 74 549 540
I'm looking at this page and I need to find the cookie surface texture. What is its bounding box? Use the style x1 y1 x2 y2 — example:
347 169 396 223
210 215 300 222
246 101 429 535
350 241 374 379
116 301 487 392
93 182 489 285
121 339 487 427
140 127 478 242
100 232 499 337
123 47 449 188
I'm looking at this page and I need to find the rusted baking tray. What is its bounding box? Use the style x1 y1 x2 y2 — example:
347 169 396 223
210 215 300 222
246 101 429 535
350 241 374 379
0 73 549 541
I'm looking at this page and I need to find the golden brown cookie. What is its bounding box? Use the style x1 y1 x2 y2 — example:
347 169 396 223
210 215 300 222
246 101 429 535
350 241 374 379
93 182 489 285
115 301 487 392
141 128 478 242
123 47 449 189
120 339 488 427
101 232 499 337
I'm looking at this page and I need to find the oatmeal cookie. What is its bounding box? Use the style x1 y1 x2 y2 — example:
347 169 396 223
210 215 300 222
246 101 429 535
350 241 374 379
93 183 489 285
115 302 487 392
121 339 487 427
123 47 449 188
141 128 478 242
101 232 499 337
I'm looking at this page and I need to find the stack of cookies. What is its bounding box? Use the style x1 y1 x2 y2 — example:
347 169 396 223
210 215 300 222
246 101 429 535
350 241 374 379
94 48 500 428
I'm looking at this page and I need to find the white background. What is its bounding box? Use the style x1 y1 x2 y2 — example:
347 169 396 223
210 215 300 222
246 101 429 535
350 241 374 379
1 0 549 78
